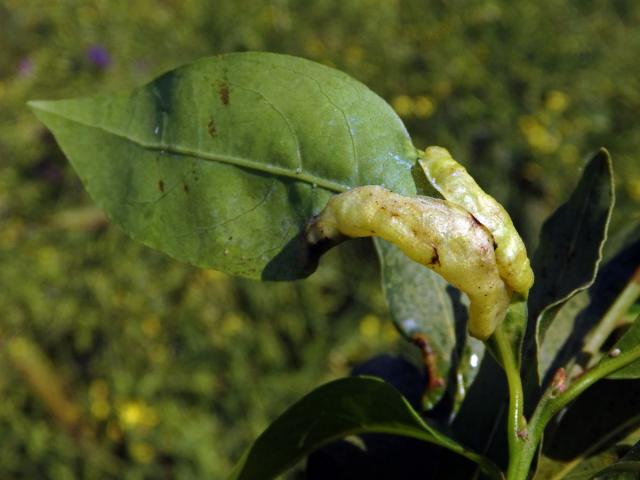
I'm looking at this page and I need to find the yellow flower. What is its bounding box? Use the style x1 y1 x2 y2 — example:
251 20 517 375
545 90 569 112
392 95 414 117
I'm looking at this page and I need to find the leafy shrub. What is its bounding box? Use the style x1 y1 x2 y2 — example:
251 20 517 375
29 52 640 479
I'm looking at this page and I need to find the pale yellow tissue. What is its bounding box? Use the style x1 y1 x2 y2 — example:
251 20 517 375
419 147 534 296
307 186 511 339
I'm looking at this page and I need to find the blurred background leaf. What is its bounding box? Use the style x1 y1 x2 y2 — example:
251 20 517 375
1 0 640 478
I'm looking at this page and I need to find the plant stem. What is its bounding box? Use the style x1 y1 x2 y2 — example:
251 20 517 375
508 343 640 479
492 326 526 472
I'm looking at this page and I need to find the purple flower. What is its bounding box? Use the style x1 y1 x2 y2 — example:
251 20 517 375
86 45 111 69
17 57 34 77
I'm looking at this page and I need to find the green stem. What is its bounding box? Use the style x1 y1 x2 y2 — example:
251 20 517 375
491 325 526 474
581 267 640 369
509 343 640 479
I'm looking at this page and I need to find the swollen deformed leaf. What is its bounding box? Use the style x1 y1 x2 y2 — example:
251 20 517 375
418 146 534 296
306 186 511 340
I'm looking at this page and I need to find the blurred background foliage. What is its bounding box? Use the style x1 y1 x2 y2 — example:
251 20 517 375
1 0 639 478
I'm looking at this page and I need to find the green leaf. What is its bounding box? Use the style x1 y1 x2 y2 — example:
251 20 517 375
29 52 417 280
536 292 590 382
534 380 640 480
592 441 640 479
532 217 640 387
607 314 640 379
451 351 509 469
228 376 502 480
535 449 622 480
528 149 614 376
375 239 483 409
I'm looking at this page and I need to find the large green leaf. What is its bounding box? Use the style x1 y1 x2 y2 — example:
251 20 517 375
535 220 640 386
29 52 417 280
375 239 483 409
529 149 614 329
228 376 501 480
527 149 614 376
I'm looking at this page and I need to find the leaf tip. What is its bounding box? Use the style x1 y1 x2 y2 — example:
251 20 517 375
26 99 48 111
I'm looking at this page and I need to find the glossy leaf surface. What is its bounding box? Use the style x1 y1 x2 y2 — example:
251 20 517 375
228 376 500 480
30 52 417 280
528 149 614 377
529 149 614 328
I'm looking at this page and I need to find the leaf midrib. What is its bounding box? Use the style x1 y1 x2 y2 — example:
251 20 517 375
29 101 351 194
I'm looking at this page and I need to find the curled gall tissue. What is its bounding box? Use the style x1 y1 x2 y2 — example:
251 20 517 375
306 147 534 340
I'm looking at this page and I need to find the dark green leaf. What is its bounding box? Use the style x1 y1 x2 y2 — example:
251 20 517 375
536 292 590 382
535 449 620 480
30 52 417 280
375 239 483 409
228 376 501 480
607 314 640 379
527 149 614 378
529 149 614 334
592 441 640 479
535 380 640 480
451 351 509 470
534 227 640 387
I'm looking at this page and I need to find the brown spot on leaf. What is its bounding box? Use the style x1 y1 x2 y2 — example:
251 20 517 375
158 180 165 192
218 81 230 105
207 117 217 137
411 333 445 393
183 183 189 193
430 247 440 266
